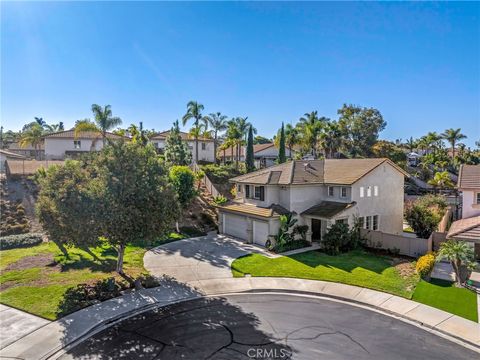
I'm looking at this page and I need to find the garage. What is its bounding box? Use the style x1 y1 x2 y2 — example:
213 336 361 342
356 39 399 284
223 213 248 240
253 220 269 246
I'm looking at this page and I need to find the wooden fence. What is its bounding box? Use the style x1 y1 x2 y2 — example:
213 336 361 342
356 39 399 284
361 229 432 258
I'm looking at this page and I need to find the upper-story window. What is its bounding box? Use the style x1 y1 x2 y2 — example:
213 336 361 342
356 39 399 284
73 140 81 149
476 192 480 204
374 186 379 197
254 186 265 201
367 186 372 197
360 187 364 198
328 186 334 197
201 142 206 150
341 187 347 198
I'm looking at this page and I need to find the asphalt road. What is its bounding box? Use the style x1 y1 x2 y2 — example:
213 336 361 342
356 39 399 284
59 293 477 360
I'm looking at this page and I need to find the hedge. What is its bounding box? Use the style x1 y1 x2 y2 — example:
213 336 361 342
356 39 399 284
0 233 43 250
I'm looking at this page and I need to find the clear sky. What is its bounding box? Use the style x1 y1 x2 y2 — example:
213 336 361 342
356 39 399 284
1 2 479 146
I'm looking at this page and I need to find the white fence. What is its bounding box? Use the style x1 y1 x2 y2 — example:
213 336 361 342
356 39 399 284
361 229 432 258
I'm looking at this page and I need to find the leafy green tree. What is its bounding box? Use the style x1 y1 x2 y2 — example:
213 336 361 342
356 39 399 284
428 171 454 193
404 194 447 238
226 120 242 169
278 122 286 164
169 166 196 233
371 140 407 165
245 126 255 172
20 123 44 160
164 120 192 166
253 135 271 144
74 104 122 146
405 137 417 153
337 104 386 157
285 124 299 159
204 112 228 164
437 240 475 286
441 128 467 159
182 100 205 163
320 121 343 159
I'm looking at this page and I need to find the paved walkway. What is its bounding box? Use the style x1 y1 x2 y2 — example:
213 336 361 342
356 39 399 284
0 304 50 349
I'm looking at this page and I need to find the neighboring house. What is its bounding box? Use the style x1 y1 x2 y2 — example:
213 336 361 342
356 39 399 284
6 142 45 160
43 130 125 160
407 152 421 167
218 143 296 168
0 149 26 172
457 164 480 219
150 131 215 163
217 158 408 246
446 216 480 259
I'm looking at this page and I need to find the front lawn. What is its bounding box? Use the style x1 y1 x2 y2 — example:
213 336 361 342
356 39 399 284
0 233 186 320
232 250 419 298
412 278 478 322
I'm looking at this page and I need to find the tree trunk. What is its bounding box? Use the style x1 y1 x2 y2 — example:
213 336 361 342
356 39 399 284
451 260 462 286
214 133 218 164
176 221 180 233
230 146 234 164
223 148 226 165
116 243 126 274
54 241 69 257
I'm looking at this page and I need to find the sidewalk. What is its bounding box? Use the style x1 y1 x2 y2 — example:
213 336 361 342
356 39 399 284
2 276 479 360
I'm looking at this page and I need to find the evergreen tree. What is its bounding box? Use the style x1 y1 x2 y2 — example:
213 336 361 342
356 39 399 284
278 122 286 163
246 125 255 172
164 120 192 165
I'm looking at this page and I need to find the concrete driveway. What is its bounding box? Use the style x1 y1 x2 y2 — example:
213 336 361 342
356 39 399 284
144 233 273 282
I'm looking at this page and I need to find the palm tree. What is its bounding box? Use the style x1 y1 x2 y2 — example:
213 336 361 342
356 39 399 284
321 121 343 159
441 128 467 159
425 132 441 155
285 124 299 159
75 104 122 146
428 171 454 193
182 101 205 164
204 112 228 164
437 240 475 286
20 123 44 160
405 137 417 153
297 111 325 158
226 120 242 168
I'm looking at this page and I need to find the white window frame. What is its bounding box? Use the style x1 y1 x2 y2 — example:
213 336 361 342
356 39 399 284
73 140 81 149
328 186 334 197
365 216 372 230
374 185 379 197
367 186 372 197
336 217 348 225
201 142 206 150
360 187 364 198
341 187 347 198
254 186 262 200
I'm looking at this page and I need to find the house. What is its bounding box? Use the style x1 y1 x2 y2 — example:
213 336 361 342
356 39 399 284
150 131 215 163
0 149 26 172
218 143 296 168
43 130 125 160
446 216 480 259
457 164 480 219
217 158 408 246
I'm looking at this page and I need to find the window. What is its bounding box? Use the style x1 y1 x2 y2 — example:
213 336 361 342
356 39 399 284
358 217 365 229
367 186 372 197
201 142 206 150
254 186 265 201
365 216 371 230
360 187 364 198
328 186 334 197
341 187 347 198
373 215 379 230
374 186 379 197
476 192 480 205
336 218 347 225
245 185 250 198
73 140 81 149
237 184 242 193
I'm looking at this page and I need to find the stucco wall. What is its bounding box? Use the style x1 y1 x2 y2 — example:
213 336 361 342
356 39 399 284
152 139 215 162
461 190 480 219
45 138 103 159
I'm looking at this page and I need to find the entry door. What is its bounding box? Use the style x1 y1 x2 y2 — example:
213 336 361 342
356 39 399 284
311 219 322 241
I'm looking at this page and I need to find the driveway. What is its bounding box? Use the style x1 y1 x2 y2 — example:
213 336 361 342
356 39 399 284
144 233 273 282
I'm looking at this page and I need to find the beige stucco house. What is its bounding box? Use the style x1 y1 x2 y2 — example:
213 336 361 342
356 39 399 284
217 158 408 247
151 131 215 163
218 143 296 168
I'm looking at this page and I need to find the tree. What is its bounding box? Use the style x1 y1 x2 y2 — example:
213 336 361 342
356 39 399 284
441 128 467 159
405 137 417 153
253 135 271 145
20 123 44 160
278 122 286 164
371 140 407 165
337 104 386 157
204 112 228 164
38 143 178 277
428 171 454 193
226 120 242 169
245 126 255 172
321 121 343 159
164 120 192 166
404 195 447 239
75 104 122 146
297 111 325 158
182 101 205 164
169 166 196 233
437 240 475 286
128 123 148 146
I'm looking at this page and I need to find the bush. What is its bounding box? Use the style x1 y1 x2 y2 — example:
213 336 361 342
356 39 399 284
273 239 310 253
405 195 447 239
200 164 244 184
212 195 227 205
322 222 365 255
416 253 436 279
0 233 43 250
292 225 308 241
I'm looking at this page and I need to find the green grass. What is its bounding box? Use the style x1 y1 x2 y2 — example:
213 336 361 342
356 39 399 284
412 279 478 322
232 250 419 298
0 232 186 320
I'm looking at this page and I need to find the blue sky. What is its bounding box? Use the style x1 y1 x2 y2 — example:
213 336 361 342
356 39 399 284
1 2 479 146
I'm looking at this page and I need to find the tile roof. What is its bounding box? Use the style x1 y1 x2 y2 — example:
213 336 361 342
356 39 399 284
301 201 356 218
151 130 213 142
217 202 287 218
0 149 27 159
230 158 408 185
447 216 480 241
6 160 65 175
457 165 480 189
43 130 125 140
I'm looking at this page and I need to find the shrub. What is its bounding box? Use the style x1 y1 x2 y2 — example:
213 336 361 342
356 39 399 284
405 194 447 239
273 239 310 253
322 222 365 255
416 252 436 279
0 233 43 250
292 225 308 241
212 195 227 205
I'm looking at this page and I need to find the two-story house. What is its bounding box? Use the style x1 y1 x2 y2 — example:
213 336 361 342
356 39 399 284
217 158 408 246
150 131 215 163
218 143 296 168
446 165 480 259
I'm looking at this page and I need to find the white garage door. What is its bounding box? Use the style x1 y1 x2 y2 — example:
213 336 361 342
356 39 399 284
253 220 269 246
223 213 248 240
